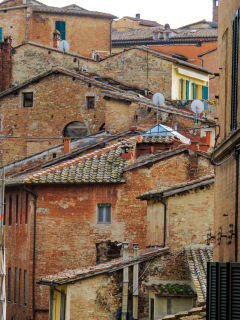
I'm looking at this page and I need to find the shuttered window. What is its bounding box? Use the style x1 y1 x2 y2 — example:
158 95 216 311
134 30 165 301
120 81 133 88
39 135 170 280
207 262 240 320
231 9 239 131
202 85 209 101
0 28 2 41
192 83 196 99
180 78 183 99
55 21 66 40
186 80 189 100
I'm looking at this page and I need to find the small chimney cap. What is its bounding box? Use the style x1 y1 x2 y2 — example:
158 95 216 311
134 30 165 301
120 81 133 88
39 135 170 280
136 13 140 20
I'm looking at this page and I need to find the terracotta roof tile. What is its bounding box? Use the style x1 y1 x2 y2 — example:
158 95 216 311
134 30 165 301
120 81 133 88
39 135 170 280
123 16 162 27
185 245 213 303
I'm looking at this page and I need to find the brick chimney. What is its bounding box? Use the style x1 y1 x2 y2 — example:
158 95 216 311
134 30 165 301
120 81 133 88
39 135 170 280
136 13 140 20
0 36 12 93
53 30 61 49
212 0 218 22
63 138 71 154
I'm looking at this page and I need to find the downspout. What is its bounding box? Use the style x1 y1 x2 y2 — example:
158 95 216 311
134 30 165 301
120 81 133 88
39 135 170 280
158 199 167 247
23 186 38 320
234 150 239 262
132 243 139 320
110 20 113 56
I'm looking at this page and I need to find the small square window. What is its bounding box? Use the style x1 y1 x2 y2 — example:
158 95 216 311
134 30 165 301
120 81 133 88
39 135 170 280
87 96 95 109
98 203 111 223
23 93 33 108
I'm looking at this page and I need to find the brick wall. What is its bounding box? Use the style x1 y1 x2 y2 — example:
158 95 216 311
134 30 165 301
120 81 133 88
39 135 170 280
3 151 213 319
0 37 11 92
0 72 106 166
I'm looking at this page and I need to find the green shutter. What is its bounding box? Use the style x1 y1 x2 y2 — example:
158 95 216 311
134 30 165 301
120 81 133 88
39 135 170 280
186 80 189 100
0 28 2 41
202 85 209 101
55 21 66 40
180 78 183 99
192 83 196 99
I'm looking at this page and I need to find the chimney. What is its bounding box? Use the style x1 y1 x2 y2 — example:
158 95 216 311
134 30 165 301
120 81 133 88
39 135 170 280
206 131 212 147
122 242 129 320
63 138 71 154
0 37 12 93
136 13 140 20
212 0 218 22
132 244 139 320
53 30 61 49
164 23 170 30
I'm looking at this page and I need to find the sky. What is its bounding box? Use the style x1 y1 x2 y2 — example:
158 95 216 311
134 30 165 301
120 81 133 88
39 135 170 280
39 0 213 29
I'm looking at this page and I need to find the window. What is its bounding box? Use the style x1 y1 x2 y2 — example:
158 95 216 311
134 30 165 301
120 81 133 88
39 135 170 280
207 262 240 319
23 92 33 108
55 21 66 40
0 27 2 41
8 268 11 301
192 82 196 99
98 203 111 223
24 270 27 305
25 193 28 224
14 268 17 303
9 196 12 226
63 122 89 138
87 96 95 109
16 194 19 225
231 9 239 131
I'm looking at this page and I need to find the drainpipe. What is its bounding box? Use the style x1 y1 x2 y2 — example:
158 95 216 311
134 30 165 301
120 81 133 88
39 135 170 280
122 242 129 320
132 243 139 320
23 186 38 320
158 199 167 247
234 150 239 262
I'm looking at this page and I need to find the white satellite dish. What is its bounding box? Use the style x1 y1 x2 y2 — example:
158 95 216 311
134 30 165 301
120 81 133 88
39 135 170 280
59 40 70 53
191 100 204 131
191 100 204 114
153 92 165 107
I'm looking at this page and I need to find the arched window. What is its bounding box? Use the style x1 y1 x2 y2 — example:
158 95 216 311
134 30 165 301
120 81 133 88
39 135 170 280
63 122 89 138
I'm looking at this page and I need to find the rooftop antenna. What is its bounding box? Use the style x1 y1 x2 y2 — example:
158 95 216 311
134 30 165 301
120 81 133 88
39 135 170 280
191 99 204 132
59 40 70 67
152 92 165 126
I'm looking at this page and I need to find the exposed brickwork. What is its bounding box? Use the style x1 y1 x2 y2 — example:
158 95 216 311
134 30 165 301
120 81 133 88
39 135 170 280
4 149 213 320
0 37 12 92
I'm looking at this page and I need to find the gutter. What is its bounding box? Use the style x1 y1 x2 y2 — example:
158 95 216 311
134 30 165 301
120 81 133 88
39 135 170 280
23 186 38 320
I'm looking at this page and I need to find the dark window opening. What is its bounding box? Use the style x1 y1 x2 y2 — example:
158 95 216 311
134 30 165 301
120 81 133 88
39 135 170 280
24 270 27 305
16 195 19 225
9 196 12 226
25 193 28 225
99 123 105 131
87 96 95 109
14 268 17 303
8 268 11 301
52 153 57 159
231 9 239 131
63 122 89 138
23 93 33 108
98 203 111 223
96 240 121 264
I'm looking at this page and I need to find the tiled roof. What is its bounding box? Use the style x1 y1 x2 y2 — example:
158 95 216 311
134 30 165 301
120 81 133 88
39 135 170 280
123 16 162 27
137 175 214 199
107 47 214 75
112 27 168 41
177 20 217 29
39 247 169 285
172 28 217 39
124 147 211 173
6 136 179 185
148 283 196 297
185 245 213 303
32 4 116 18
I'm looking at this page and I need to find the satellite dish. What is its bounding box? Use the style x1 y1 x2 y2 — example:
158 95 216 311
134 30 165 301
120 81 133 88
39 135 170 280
59 40 70 53
153 92 165 106
191 100 204 114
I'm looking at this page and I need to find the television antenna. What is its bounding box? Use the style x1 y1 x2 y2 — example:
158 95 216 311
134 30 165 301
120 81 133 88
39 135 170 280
191 99 204 132
152 92 165 125
59 40 70 67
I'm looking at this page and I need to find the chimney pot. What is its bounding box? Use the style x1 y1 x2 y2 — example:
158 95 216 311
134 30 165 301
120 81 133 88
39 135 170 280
136 13 140 20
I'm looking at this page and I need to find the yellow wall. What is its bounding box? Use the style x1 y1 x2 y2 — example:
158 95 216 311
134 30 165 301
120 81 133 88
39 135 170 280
172 64 209 100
